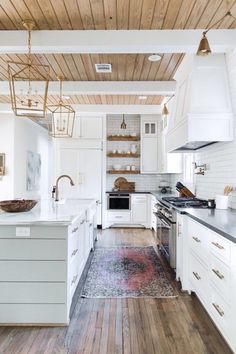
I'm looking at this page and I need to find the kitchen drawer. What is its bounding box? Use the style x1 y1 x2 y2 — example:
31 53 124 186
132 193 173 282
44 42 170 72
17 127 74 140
0 304 68 324
210 256 230 302
188 220 210 264
210 288 230 334
0 239 66 260
0 283 66 304
107 211 131 223
0 261 66 282
68 255 81 299
131 195 147 204
0 225 67 239
210 233 230 265
189 252 209 303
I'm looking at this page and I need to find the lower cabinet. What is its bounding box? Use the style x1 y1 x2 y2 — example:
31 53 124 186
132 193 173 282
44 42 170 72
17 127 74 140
179 217 236 353
106 194 149 228
0 210 95 325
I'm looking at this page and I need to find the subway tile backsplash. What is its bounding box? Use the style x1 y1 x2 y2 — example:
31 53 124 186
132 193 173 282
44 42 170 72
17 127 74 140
106 114 171 191
171 51 236 209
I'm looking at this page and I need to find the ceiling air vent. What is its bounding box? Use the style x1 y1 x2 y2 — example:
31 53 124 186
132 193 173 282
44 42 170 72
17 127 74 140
95 63 112 73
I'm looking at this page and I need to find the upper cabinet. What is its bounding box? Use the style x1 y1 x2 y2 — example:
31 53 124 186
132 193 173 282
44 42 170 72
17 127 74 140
166 54 234 152
140 115 159 174
140 115 182 174
73 115 104 140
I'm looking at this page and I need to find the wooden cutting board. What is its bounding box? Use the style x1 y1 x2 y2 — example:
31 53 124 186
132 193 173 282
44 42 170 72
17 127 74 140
119 182 135 192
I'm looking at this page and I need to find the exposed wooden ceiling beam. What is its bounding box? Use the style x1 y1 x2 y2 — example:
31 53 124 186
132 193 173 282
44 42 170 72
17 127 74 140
0 30 235 54
0 103 163 114
0 81 176 95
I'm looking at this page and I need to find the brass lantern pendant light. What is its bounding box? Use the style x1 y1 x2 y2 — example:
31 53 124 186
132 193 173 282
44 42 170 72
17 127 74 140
8 19 50 118
197 11 236 56
120 114 127 129
47 76 75 138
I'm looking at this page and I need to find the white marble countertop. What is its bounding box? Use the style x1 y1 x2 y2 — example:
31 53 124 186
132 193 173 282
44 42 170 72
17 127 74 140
0 199 96 226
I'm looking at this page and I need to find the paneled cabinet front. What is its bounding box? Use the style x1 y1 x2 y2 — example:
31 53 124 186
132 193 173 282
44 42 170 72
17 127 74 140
73 116 103 139
140 115 159 174
178 217 236 353
57 148 102 224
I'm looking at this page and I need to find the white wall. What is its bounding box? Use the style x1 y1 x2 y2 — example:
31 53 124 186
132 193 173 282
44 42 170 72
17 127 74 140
13 118 52 199
0 114 52 200
0 115 14 200
171 50 236 208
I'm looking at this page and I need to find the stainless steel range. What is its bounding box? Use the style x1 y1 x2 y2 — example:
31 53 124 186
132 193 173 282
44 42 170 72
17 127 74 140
154 197 208 269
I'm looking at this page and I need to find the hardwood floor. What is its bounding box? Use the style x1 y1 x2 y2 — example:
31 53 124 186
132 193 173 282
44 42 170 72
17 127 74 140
0 228 233 354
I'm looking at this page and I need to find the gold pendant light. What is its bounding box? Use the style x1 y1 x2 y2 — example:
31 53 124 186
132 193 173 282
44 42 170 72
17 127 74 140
47 76 75 138
8 20 50 118
162 95 174 118
197 11 236 56
120 114 127 129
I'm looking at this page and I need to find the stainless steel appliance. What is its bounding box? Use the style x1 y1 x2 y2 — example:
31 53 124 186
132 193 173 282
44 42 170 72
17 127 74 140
154 197 208 269
154 201 177 268
107 193 130 210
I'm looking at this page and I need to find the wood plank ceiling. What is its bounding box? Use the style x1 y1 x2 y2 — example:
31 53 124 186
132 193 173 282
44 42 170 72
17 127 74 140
0 0 235 30
0 53 184 81
0 0 236 105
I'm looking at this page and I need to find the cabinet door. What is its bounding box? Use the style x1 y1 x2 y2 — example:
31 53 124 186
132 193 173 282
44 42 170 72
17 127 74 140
131 195 147 224
75 116 103 139
141 137 158 173
77 149 102 225
57 149 79 198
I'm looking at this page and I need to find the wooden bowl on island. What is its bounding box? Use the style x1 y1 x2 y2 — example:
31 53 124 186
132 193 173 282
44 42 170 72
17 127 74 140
0 199 38 213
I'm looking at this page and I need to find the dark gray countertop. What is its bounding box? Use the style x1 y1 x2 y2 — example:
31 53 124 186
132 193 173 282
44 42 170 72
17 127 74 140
106 190 236 242
152 191 236 244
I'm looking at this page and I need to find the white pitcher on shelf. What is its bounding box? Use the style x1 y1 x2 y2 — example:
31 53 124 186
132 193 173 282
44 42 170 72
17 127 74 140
130 144 137 154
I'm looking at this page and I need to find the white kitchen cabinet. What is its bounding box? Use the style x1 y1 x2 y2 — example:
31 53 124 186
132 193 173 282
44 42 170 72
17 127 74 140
141 137 158 174
74 115 103 139
57 148 102 225
131 194 148 226
140 115 159 174
0 205 95 325
177 217 236 353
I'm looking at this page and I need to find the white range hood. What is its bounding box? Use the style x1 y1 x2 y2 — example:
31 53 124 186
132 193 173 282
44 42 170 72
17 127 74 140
166 54 233 152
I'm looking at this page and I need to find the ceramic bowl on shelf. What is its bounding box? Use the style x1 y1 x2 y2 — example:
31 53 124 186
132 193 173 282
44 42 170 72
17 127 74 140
112 164 122 171
0 199 38 213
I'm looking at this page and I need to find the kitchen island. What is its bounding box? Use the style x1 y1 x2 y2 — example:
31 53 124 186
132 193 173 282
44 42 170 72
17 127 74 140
0 199 97 325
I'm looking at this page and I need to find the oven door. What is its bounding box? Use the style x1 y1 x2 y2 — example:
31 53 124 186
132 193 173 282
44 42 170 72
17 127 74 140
155 212 176 268
108 194 130 210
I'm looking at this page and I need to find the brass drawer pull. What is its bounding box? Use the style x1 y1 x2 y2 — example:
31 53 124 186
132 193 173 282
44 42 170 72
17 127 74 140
212 241 224 250
71 249 78 257
71 274 78 285
212 303 224 317
192 236 201 243
72 226 78 233
212 268 224 280
193 272 201 280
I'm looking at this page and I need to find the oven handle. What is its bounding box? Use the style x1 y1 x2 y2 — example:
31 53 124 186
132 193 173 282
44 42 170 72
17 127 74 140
154 212 174 227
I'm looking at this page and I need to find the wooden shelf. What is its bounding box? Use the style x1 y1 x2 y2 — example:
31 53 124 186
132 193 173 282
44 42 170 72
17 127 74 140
107 170 140 174
107 153 140 158
107 135 140 141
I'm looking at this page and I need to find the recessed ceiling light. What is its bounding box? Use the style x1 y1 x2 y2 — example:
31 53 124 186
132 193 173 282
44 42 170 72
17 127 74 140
138 96 147 100
148 54 162 62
